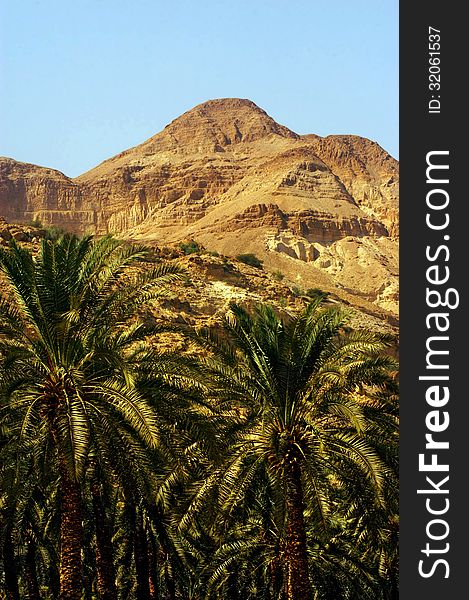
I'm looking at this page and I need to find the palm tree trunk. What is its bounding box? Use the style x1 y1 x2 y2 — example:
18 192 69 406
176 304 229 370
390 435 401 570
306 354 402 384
284 461 313 600
163 562 175 600
92 483 118 600
59 462 84 600
25 536 42 600
269 555 283 600
2 526 20 600
148 530 159 600
384 578 399 600
134 509 151 600
227 572 239 600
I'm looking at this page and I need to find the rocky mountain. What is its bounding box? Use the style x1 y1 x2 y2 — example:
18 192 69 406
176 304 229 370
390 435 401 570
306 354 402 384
0 98 398 318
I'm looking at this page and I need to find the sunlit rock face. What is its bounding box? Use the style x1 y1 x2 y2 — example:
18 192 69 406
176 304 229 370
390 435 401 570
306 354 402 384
0 98 398 316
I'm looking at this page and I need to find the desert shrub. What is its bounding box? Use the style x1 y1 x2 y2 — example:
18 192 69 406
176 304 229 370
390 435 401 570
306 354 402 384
27 218 43 228
272 270 284 281
45 225 67 241
236 253 263 269
306 287 329 300
180 240 201 255
291 285 303 297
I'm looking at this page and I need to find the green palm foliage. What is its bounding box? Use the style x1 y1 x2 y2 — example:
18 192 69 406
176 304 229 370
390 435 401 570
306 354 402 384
189 301 398 600
0 234 399 600
0 234 183 599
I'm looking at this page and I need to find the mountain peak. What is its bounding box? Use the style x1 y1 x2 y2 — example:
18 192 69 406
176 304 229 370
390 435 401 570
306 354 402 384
78 99 298 177
178 97 264 115
139 98 299 154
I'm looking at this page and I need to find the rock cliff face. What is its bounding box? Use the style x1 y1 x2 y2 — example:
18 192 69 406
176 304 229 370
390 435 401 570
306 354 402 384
0 98 398 316
0 159 85 229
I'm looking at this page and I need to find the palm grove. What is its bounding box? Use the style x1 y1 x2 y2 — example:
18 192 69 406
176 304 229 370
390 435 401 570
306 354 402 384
0 234 398 600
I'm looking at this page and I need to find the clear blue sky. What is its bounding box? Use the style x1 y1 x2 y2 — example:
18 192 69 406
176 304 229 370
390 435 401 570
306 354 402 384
0 0 398 177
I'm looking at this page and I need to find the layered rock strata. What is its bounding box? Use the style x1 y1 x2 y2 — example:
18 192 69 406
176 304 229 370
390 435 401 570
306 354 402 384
0 98 399 315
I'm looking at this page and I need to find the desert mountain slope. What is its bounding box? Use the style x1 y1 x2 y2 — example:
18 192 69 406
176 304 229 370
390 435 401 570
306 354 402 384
0 98 398 317
0 218 397 338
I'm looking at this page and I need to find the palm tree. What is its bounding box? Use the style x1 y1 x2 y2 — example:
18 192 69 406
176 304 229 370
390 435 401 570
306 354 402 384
0 406 62 599
199 470 286 600
0 234 183 600
189 301 397 600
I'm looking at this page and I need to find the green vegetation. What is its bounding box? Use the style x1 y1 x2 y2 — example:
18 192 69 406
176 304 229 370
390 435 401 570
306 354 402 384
236 253 263 269
44 224 68 241
272 269 285 281
0 234 399 600
194 303 398 600
305 287 329 301
179 239 201 254
290 285 329 301
291 285 303 297
27 218 43 228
